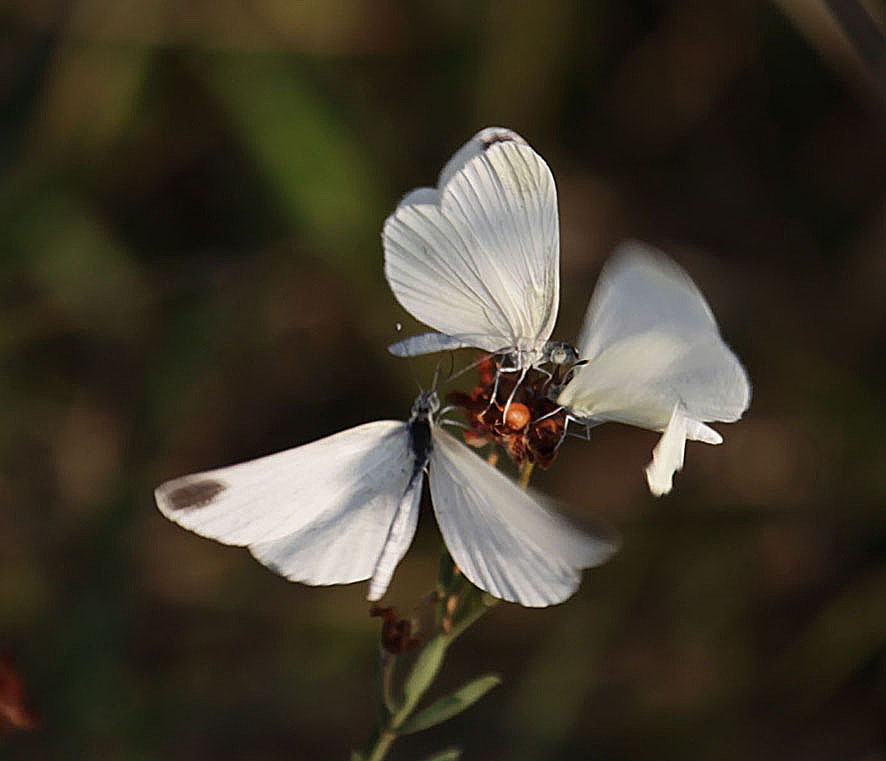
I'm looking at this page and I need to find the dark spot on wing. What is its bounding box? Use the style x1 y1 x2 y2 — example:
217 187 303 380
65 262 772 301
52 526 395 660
166 479 226 510
480 130 518 150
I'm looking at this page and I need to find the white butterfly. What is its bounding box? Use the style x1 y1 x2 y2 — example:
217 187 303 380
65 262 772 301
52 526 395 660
383 127 576 372
155 391 617 607
556 242 751 496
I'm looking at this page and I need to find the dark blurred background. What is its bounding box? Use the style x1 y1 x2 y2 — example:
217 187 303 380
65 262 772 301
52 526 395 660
1 0 884 759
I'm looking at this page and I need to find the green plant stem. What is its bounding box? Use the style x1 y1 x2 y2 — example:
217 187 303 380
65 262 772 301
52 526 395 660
445 594 499 642
518 460 534 489
364 623 491 760
381 656 397 715
359 460 534 761
366 730 396 761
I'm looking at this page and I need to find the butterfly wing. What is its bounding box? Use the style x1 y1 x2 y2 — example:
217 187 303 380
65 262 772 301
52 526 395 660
428 425 617 607
559 241 750 429
383 128 560 357
250 467 423 600
155 421 421 597
388 331 502 358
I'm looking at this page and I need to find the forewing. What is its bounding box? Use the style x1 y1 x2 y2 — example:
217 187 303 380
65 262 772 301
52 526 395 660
249 469 423 597
562 242 750 427
155 421 412 547
437 127 529 189
396 128 531 214
577 241 718 358
383 129 560 353
428 426 617 607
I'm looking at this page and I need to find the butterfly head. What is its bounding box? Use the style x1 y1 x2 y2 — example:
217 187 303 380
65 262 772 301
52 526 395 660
411 390 440 422
542 341 579 366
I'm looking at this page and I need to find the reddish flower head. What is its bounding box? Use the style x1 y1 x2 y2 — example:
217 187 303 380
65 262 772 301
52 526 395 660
446 356 570 469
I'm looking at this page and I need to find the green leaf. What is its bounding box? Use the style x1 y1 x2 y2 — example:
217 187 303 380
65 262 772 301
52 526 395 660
379 653 400 716
399 636 447 717
197 54 380 278
350 752 366 761
451 584 484 627
399 674 502 735
420 749 462 761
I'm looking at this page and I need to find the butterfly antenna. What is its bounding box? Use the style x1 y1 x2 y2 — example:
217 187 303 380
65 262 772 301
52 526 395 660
443 351 455 382
443 351 495 385
407 355 423 393
392 321 424 392
431 358 444 392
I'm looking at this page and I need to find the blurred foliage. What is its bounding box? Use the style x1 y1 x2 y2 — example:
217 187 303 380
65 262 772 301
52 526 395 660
1 0 884 759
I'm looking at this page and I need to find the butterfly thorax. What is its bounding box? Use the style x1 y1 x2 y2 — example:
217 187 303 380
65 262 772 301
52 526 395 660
407 391 438 484
500 344 546 371
500 341 577 371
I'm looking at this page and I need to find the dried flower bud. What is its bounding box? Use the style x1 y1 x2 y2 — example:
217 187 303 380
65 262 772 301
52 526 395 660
504 402 531 431
447 354 571 469
370 605 421 654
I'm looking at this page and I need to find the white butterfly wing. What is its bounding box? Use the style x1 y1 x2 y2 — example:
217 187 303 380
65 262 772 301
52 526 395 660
428 426 617 607
437 127 529 189
383 128 560 357
560 242 750 429
155 420 415 558
388 331 501 358
577 241 717 359
250 468 423 600
559 332 749 430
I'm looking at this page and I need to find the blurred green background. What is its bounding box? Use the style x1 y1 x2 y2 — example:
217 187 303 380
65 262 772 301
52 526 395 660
1 0 884 759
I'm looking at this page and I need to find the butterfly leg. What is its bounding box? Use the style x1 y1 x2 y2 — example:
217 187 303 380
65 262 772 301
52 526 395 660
532 405 564 423
535 364 554 391
480 366 503 416
555 420 569 450
480 353 517 415
445 352 495 384
501 366 529 420
562 414 594 441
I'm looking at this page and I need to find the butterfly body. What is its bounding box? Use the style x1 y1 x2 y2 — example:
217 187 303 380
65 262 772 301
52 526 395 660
155 390 617 607
384 128 562 373
556 242 751 495
407 391 437 486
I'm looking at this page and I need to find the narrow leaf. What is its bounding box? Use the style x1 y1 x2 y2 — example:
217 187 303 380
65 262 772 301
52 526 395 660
399 674 502 735
451 584 484 628
197 55 380 277
400 636 447 716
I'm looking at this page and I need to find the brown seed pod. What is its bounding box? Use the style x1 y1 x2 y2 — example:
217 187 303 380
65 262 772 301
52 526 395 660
504 402 531 431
